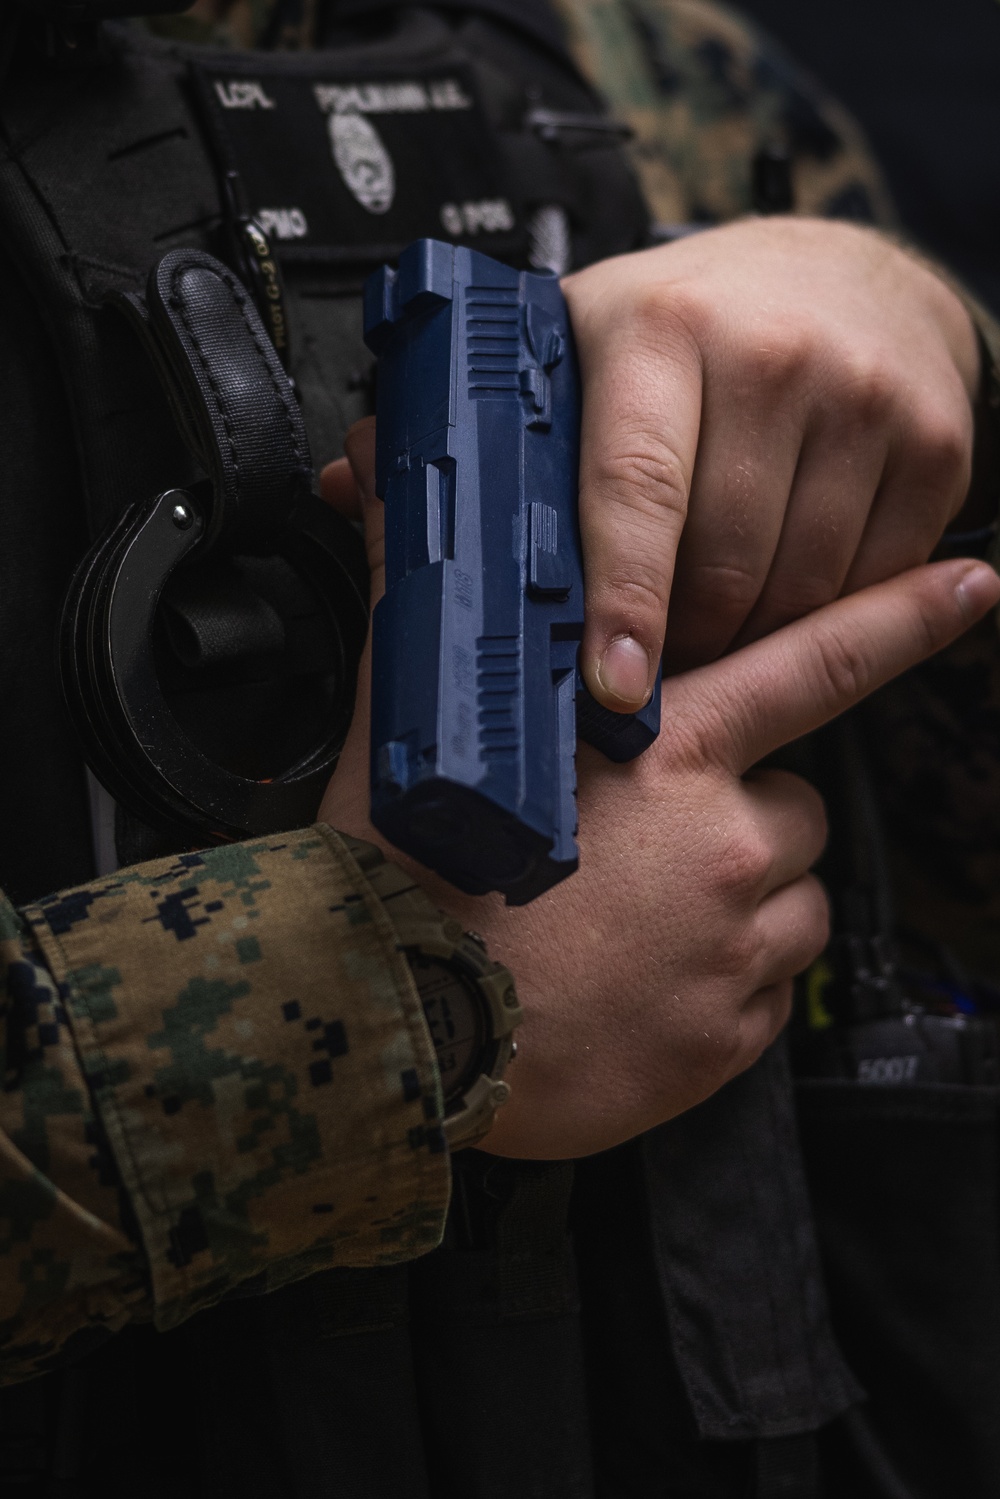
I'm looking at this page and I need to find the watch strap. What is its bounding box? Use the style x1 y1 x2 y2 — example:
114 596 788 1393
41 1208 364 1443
341 834 521 1149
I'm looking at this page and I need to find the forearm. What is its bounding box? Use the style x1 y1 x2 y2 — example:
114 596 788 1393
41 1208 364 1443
0 825 449 1385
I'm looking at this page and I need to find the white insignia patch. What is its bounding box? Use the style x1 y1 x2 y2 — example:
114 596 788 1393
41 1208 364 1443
214 80 276 111
328 113 395 215
257 207 309 241
440 199 516 236
313 78 472 116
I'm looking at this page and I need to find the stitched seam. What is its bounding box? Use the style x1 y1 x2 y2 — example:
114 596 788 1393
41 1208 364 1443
169 261 305 482
312 825 450 1218
313 824 438 1098
228 281 306 469
22 904 163 1234
170 263 242 483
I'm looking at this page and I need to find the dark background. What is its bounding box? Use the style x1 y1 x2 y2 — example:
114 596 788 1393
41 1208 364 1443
737 0 1000 314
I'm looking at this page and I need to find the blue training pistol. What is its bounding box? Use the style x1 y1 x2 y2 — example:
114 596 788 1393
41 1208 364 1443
364 239 661 905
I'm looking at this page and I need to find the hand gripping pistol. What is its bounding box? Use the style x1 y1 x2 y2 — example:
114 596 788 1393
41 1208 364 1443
364 239 661 905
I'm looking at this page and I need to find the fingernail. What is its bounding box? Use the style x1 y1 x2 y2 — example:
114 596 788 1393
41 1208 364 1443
955 562 1000 623
595 636 651 707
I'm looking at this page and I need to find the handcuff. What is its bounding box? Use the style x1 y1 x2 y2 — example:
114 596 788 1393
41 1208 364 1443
60 245 368 841
343 836 522 1149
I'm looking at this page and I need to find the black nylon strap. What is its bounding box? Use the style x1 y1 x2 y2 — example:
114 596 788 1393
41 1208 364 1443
642 1039 862 1442
113 249 312 554
496 1161 575 1320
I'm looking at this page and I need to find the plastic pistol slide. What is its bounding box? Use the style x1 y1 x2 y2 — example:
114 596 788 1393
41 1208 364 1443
364 238 661 905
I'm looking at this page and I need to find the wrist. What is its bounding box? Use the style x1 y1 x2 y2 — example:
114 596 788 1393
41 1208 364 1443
337 832 523 1149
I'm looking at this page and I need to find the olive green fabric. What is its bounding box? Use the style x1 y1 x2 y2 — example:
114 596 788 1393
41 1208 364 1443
0 826 448 1385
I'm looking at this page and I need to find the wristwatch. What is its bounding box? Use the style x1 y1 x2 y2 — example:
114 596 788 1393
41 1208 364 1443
342 836 522 1150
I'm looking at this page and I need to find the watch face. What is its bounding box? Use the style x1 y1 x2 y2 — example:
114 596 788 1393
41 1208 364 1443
410 952 487 1106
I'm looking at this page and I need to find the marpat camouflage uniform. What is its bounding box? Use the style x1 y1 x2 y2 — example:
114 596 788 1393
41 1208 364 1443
1 826 447 1384
553 0 894 227
1 0 997 1391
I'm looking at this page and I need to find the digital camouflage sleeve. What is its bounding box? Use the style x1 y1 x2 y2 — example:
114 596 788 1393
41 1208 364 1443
0 826 448 1385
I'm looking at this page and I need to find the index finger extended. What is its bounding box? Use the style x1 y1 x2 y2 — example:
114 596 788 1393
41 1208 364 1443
674 558 1000 775
563 268 704 714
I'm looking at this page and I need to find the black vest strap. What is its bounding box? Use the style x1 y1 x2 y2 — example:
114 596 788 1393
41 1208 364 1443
642 1039 862 1441
114 248 311 554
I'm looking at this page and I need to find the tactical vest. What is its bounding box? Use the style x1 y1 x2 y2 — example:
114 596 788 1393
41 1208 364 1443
0 6 902 1497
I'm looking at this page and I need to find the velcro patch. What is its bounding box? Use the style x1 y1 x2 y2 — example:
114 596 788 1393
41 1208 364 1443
192 54 525 265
